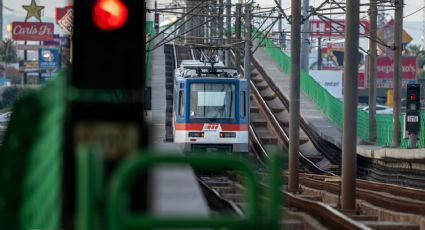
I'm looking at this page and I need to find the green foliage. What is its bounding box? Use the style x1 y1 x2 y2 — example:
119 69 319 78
0 39 18 64
405 44 425 71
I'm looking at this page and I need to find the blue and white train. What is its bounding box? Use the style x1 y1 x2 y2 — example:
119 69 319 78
173 60 249 153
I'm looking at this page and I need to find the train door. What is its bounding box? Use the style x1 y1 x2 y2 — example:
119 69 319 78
239 80 249 125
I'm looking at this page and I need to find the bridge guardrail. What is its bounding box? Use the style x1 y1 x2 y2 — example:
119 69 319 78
253 28 425 148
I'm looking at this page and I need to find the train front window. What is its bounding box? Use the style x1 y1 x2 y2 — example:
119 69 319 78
190 83 235 120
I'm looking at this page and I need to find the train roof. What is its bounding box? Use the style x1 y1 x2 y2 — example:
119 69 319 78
176 60 241 79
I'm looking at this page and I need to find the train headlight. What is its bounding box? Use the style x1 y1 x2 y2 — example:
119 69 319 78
189 132 204 138
219 132 236 138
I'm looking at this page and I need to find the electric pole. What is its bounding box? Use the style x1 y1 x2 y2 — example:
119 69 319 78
235 3 242 72
0 0 3 40
342 0 360 210
225 0 231 66
218 0 224 60
392 0 403 147
301 0 309 72
317 37 322 70
368 0 377 143
278 0 283 48
288 0 301 193
244 3 252 83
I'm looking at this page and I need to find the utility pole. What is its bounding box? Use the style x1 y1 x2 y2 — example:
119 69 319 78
317 37 322 70
218 0 224 60
392 0 403 147
301 0 309 72
235 3 242 72
341 0 360 210
225 0 231 66
288 0 301 193
0 0 3 40
278 0 283 48
244 3 252 82
368 0 377 143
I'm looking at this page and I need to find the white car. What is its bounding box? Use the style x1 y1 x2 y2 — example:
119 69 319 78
361 105 393 114
0 112 12 123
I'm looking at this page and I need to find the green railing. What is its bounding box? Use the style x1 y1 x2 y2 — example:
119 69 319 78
77 147 284 230
255 32 425 148
146 21 155 80
0 74 65 230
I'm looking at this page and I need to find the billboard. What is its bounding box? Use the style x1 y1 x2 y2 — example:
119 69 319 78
12 22 54 41
309 19 369 37
377 19 413 56
310 70 343 99
366 56 417 88
38 48 60 69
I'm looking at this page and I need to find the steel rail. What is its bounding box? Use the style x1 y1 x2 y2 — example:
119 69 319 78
299 175 425 216
301 173 425 202
284 191 371 230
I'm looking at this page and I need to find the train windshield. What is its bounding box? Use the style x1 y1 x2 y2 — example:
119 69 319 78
190 83 235 120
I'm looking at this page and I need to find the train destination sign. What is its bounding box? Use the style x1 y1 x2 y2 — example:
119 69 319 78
12 22 54 41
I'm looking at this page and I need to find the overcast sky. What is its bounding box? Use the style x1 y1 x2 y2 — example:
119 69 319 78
4 0 69 18
5 0 423 21
4 0 423 44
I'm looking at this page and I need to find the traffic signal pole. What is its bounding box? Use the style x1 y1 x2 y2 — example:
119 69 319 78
341 0 360 210
288 0 301 193
392 0 403 147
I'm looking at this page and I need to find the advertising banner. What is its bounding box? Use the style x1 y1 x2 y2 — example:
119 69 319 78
366 56 417 88
309 19 369 37
38 48 60 69
310 70 343 99
12 22 54 41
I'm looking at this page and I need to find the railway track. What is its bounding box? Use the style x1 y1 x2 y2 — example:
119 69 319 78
198 172 373 229
170 44 424 229
232 51 338 175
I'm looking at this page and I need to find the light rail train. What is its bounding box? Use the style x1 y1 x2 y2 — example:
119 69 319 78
173 59 249 153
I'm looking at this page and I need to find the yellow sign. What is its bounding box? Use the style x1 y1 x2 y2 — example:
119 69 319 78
377 19 413 53
22 0 45 22
74 122 140 160
24 61 38 68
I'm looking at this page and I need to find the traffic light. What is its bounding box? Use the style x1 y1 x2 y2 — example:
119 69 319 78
92 0 128 31
73 0 145 89
406 84 420 112
154 13 159 30
64 1 148 226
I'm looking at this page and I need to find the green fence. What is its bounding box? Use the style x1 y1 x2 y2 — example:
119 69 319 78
256 35 425 148
0 75 65 229
146 21 155 80
76 148 284 230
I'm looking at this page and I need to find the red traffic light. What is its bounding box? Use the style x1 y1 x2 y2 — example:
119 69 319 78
92 0 128 31
409 94 417 101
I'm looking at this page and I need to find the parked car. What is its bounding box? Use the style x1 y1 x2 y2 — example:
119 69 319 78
361 105 393 114
0 112 12 123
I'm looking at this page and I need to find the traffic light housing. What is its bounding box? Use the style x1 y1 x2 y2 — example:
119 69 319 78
64 1 148 226
73 0 145 89
154 13 159 30
405 84 421 133
406 84 420 112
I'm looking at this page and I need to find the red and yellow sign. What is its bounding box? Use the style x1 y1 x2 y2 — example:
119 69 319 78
12 22 54 41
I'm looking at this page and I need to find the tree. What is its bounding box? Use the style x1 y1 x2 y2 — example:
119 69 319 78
0 39 18 79
405 44 425 79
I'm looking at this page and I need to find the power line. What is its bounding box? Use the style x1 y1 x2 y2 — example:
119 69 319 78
404 6 425 18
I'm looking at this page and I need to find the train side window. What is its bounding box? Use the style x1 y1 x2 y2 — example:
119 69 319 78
179 91 184 116
240 91 246 118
